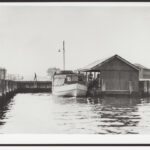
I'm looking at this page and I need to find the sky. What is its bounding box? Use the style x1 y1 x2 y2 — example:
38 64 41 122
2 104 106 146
0 3 150 79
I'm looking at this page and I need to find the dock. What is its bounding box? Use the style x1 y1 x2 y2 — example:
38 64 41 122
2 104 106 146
0 79 51 102
17 81 52 93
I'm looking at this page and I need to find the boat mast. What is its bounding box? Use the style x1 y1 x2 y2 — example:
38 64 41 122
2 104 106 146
63 40 65 70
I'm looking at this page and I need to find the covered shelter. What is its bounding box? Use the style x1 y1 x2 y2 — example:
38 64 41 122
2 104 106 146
134 63 150 79
134 63 150 95
78 54 140 95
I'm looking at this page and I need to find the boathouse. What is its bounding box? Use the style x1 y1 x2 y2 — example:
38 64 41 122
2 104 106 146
79 54 140 95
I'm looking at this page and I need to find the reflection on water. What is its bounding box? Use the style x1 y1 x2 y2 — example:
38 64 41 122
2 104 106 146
0 93 150 134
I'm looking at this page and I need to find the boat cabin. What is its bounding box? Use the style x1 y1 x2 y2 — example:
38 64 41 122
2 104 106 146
53 70 86 86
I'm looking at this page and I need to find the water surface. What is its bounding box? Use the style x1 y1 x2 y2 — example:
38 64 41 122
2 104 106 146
0 93 149 134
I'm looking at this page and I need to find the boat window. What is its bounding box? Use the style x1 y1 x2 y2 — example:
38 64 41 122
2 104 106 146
78 75 83 82
67 76 71 82
54 78 65 86
71 76 78 82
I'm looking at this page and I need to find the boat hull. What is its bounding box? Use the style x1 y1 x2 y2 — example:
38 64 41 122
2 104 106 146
52 83 87 97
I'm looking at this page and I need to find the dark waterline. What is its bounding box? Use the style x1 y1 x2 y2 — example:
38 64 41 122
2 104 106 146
0 93 149 134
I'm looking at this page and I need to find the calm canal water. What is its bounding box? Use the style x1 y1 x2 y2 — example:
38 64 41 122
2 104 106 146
0 93 149 134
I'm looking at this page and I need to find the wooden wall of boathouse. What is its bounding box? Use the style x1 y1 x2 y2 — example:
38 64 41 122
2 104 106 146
99 57 139 95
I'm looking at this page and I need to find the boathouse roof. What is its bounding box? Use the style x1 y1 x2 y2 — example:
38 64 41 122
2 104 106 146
134 63 150 70
78 54 140 72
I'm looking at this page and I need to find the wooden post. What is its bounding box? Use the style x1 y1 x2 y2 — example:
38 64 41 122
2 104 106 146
129 81 133 95
86 72 88 84
94 72 96 79
144 81 147 94
98 71 100 88
148 81 150 95
87 72 89 82
101 79 105 91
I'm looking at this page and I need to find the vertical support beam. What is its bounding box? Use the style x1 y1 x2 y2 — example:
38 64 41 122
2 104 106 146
87 72 88 82
2 80 4 96
148 81 150 95
86 72 88 84
101 79 105 91
94 72 96 79
144 81 147 94
129 81 133 95
98 71 101 88
4 80 6 95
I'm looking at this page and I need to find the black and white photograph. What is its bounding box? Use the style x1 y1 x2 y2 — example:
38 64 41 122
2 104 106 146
0 2 150 145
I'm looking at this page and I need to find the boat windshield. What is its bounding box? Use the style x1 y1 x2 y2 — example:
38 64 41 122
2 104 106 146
67 75 78 82
54 78 65 86
65 74 85 83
